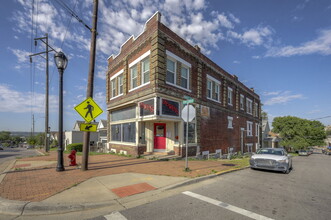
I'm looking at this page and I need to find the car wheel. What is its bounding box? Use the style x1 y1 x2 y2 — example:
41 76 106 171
283 167 290 174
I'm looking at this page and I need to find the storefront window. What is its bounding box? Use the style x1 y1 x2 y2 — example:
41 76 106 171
161 99 179 117
140 122 146 144
111 124 121 141
111 106 136 122
139 99 155 117
184 122 196 143
123 122 136 143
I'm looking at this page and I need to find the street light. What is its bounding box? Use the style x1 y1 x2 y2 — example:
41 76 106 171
54 51 68 172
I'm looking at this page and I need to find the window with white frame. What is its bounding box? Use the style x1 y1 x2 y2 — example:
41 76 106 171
130 65 138 89
207 80 212 99
227 116 233 129
118 75 123 95
228 87 233 106
254 103 259 117
247 121 253 136
166 50 192 91
246 98 253 114
255 123 259 137
240 94 244 110
141 57 150 84
166 58 176 84
111 79 116 98
246 143 253 153
207 75 221 102
181 65 189 89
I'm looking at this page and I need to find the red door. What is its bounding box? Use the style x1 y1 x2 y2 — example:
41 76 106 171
154 123 166 151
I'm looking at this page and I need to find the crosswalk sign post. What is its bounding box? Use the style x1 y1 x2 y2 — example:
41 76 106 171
74 97 103 123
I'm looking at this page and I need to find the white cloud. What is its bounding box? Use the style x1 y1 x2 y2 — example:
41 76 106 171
263 91 305 106
227 26 274 47
0 84 57 113
252 55 261 59
266 28 331 57
263 91 281 96
233 60 240 64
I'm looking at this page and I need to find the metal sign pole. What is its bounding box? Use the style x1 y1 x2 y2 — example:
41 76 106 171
185 104 189 171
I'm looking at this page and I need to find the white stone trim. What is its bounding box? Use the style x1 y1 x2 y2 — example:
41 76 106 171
129 50 151 68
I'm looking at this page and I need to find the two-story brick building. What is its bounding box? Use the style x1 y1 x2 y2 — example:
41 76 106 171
106 12 261 157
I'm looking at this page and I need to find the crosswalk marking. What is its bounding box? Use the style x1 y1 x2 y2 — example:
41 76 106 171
104 211 128 220
182 191 274 220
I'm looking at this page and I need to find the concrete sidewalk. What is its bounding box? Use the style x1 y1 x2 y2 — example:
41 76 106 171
0 150 249 217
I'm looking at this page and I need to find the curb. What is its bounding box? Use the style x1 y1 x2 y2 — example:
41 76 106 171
0 160 16 184
162 166 250 191
0 166 249 216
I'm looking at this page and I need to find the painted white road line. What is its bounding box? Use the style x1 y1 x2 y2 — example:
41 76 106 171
104 211 128 220
182 191 274 220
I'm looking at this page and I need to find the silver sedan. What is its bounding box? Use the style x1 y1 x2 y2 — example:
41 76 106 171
250 148 293 174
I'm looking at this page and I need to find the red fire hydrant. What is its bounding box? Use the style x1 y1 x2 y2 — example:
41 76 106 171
68 149 77 166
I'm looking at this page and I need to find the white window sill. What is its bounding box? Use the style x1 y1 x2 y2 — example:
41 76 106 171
129 82 150 92
165 81 191 92
109 141 136 146
109 94 123 101
207 97 221 104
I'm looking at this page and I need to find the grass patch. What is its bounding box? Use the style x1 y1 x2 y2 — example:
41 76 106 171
221 157 250 168
289 153 298 157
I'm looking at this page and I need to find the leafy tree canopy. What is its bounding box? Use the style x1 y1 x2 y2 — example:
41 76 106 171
272 116 326 150
0 131 11 142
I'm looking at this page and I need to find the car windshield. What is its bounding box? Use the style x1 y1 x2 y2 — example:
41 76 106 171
256 149 284 156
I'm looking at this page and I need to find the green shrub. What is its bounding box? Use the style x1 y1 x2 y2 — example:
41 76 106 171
66 143 83 152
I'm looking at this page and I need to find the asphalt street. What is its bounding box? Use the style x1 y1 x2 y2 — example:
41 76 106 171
100 153 331 220
0 147 40 172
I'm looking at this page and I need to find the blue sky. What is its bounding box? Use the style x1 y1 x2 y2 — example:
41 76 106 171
1 0 331 132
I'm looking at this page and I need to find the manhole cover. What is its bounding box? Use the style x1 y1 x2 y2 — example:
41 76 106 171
222 163 236 166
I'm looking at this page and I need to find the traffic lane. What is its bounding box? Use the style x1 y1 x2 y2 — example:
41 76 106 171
0 147 40 163
189 154 331 220
118 193 251 220
116 154 331 220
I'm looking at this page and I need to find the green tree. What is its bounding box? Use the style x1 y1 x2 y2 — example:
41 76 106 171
27 136 38 146
0 131 11 142
272 116 326 150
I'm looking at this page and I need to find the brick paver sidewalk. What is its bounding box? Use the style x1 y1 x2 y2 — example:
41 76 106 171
0 151 245 202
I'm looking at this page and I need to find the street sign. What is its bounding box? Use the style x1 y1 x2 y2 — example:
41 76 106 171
74 97 103 123
183 95 193 100
183 98 194 105
181 105 196 122
80 123 97 132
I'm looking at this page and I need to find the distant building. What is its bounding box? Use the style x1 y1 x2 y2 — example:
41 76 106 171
106 12 261 157
262 118 282 148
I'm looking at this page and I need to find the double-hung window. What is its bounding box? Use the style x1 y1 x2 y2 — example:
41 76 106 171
207 80 212 98
228 87 233 106
246 98 253 115
118 75 123 95
227 116 233 129
141 58 150 85
166 58 176 84
254 103 259 117
111 79 116 98
247 121 253 136
207 75 221 102
181 65 189 89
240 94 244 110
130 65 138 89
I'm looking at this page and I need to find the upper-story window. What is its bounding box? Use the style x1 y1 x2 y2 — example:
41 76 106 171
130 65 138 89
227 116 233 129
240 94 244 110
228 87 233 106
166 50 191 92
128 50 150 92
166 58 176 84
141 57 150 85
181 65 189 89
207 75 221 103
110 69 124 99
111 79 116 98
246 98 253 115
118 75 123 95
247 121 253 136
254 103 259 117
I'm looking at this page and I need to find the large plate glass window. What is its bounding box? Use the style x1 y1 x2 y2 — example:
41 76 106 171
166 58 176 84
139 99 155 117
111 106 136 122
122 122 136 143
141 57 150 84
111 124 121 141
161 99 179 117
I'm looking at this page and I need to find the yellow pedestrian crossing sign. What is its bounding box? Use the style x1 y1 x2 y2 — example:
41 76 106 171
74 97 103 123
80 123 97 132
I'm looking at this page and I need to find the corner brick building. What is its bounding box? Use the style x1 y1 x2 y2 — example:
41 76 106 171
106 12 261 157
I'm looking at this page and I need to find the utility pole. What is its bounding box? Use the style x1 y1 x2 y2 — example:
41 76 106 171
29 34 57 152
82 0 98 171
